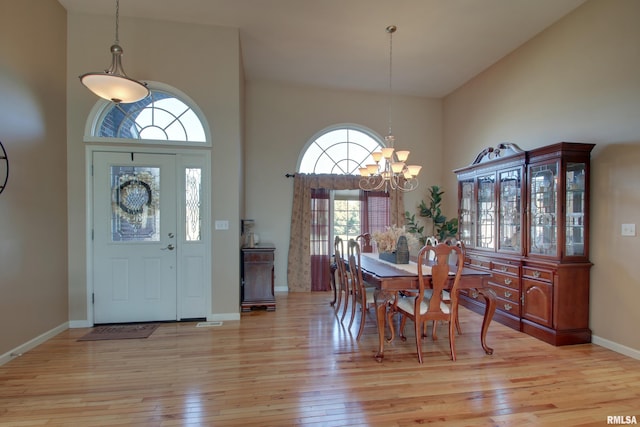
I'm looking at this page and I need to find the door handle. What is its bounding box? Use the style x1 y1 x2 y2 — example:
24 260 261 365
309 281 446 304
161 244 175 251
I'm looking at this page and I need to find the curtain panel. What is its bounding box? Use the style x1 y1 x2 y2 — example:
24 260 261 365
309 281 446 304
287 174 405 292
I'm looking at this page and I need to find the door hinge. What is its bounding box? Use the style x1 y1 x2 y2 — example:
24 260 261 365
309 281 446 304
92 293 95 304
91 229 94 241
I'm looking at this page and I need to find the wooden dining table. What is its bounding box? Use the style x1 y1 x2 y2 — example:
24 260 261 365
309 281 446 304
359 253 496 362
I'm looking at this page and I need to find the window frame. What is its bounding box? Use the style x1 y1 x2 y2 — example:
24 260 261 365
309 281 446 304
296 123 385 175
83 81 212 148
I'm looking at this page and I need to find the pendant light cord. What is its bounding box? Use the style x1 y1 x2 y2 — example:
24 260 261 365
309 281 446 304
386 25 396 142
114 0 120 45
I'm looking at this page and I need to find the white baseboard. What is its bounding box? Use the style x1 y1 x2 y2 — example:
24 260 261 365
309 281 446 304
275 286 288 293
0 322 69 367
207 313 240 322
69 319 93 328
591 335 640 360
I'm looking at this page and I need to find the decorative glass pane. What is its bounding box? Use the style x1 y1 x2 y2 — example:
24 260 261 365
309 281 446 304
299 127 383 175
98 90 206 143
566 162 586 256
111 166 160 242
498 169 521 252
185 168 202 242
530 162 558 255
459 180 475 247
477 175 496 249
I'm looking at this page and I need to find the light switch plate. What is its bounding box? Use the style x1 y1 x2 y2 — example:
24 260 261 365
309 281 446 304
215 220 229 230
621 223 636 236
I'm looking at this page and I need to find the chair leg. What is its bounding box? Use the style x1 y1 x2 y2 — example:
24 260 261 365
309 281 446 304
399 315 408 342
432 320 438 340
455 314 462 335
449 319 457 361
356 304 366 341
335 286 343 313
340 289 349 322
348 291 357 330
415 319 424 364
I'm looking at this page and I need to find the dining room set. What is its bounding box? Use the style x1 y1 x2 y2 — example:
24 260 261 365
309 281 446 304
330 233 495 363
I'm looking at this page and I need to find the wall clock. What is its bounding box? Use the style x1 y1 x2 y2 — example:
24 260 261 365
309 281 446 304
0 141 8 194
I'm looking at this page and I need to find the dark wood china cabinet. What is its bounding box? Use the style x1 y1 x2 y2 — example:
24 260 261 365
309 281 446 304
454 142 594 345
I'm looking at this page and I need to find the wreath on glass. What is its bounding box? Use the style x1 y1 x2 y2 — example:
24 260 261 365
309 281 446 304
0 141 8 195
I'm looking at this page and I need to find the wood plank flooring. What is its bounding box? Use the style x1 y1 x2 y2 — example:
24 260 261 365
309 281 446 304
1 292 639 426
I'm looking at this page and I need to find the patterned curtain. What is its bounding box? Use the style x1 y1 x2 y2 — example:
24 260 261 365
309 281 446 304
287 174 404 292
310 188 330 291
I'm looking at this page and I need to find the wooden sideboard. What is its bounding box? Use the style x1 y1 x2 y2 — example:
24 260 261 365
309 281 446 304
454 142 594 345
241 244 276 312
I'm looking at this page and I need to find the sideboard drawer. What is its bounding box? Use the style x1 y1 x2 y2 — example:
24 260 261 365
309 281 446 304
489 272 520 290
491 261 519 275
244 252 274 263
522 266 553 283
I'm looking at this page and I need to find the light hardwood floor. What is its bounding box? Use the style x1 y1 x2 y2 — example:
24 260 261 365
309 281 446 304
1 292 639 426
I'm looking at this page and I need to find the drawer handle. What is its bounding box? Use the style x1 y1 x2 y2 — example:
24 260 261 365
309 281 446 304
504 303 512 311
500 266 507 272
533 271 541 278
504 291 512 298
504 278 512 285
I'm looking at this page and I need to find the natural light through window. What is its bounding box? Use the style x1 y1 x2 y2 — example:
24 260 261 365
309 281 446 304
95 89 206 143
299 127 384 174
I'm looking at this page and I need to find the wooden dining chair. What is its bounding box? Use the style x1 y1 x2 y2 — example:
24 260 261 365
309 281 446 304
388 242 464 363
429 238 465 339
347 238 376 340
333 236 350 321
356 233 373 253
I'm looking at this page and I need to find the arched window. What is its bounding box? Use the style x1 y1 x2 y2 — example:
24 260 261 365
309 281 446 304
87 84 209 146
298 125 384 174
296 125 391 293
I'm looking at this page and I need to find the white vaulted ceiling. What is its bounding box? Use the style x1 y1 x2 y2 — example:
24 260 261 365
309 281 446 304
58 0 586 97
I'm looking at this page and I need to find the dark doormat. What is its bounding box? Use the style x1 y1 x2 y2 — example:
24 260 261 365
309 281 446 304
77 323 159 341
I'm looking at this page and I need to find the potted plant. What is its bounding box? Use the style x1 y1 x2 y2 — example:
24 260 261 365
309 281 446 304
405 185 458 243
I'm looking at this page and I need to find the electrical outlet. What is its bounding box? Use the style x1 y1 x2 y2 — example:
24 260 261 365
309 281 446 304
621 223 636 236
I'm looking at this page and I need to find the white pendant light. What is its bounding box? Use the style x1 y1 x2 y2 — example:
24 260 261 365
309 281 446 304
79 0 149 104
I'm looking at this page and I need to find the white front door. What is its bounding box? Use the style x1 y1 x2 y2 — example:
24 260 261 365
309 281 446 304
92 152 177 323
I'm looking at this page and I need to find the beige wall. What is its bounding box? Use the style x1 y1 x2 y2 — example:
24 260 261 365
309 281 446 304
66 13 243 322
443 0 640 352
244 81 442 288
0 1 68 355
3 0 639 359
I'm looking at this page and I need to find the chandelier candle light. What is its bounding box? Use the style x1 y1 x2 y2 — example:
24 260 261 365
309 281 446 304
359 25 421 193
79 0 149 104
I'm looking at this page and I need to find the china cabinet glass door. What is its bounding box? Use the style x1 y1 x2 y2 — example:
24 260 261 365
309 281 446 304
477 174 496 249
458 180 475 247
498 168 522 252
565 162 587 256
529 162 558 255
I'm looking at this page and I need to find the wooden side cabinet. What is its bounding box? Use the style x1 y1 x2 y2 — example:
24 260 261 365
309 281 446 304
241 244 276 312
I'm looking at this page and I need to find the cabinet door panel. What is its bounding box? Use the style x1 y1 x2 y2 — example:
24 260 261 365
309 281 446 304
529 162 559 256
498 168 523 253
522 279 552 327
476 174 496 249
458 180 476 248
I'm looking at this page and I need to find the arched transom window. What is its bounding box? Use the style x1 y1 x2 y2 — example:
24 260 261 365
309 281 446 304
91 87 208 144
298 126 384 174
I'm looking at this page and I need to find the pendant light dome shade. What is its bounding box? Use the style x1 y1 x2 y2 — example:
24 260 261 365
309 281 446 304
80 44 149 104
79 0 149 104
